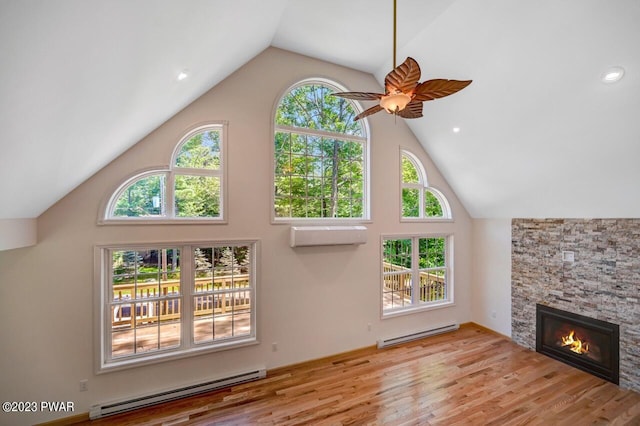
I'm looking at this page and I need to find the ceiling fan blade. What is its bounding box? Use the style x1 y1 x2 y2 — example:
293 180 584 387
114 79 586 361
332 92 383 101
398 101 423 119
385 57 421 94
412 79 472 102
355 104 384 121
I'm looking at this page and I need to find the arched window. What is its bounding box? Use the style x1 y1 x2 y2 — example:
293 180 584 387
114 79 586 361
172 127 222 218
103 123 226 223
401 150 451 220
273 79 369 221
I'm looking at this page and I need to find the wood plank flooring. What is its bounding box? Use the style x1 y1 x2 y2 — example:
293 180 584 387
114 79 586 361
81 324 640 425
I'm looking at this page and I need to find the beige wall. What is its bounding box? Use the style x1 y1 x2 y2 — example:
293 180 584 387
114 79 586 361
0 218 36 251
471 218 512 336
0 47 473 425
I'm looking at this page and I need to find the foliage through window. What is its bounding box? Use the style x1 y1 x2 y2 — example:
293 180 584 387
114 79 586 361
382 235 452 315
274 80 368 220
106 124 225 222
99 241 256 370
401 150 450 220
113 174 165 217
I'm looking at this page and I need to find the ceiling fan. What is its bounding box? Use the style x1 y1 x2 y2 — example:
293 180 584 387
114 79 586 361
332 0 472 121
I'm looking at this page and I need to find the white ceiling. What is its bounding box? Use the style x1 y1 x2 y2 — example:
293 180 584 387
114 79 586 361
1 0 639 219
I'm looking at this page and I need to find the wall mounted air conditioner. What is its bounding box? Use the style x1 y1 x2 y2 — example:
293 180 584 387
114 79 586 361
290 225 368 247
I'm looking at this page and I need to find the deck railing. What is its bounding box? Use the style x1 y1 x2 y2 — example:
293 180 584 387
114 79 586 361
383 262 446 302
111 274 251 329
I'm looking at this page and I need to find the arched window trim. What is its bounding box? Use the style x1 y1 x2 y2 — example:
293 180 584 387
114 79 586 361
425 186 452 220
273 77 370 140
102 168 170 221
99 122 228 225
400 149 453 222
271 78 371 224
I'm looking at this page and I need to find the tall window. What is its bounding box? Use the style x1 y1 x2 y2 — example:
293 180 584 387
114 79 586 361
401 150 451 220
382 235 453 316
103 123 226 223
274 80 369 220
98 241 256 371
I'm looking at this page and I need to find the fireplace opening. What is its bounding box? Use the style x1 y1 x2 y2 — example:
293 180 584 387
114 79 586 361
536 304 619 384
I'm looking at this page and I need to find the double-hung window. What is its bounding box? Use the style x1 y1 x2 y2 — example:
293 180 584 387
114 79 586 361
382 235 453 317
97 241 256 371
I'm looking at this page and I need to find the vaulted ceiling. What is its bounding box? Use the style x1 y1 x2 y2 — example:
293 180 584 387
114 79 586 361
2 0 639 220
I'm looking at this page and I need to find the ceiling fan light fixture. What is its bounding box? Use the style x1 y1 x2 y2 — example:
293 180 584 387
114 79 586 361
380 92 411 114
329 0 471 121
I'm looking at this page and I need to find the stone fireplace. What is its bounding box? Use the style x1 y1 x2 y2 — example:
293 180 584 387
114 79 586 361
511 219 640 392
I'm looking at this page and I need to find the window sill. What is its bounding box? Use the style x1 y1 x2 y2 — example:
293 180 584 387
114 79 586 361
98 218 227 226
400 217 454 223
382 301 454 320
97 337 258 374
272 217 372 226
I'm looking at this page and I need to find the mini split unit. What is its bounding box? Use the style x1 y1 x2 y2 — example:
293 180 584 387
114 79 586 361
290 225 368 247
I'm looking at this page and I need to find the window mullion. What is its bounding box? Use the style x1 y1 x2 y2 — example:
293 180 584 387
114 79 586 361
403 183 423 190
445 237 451 301
166 172 175 217
182 246 193 349
412 237 420 305
173 167 220 177
104 249 114 364
275 124 366 143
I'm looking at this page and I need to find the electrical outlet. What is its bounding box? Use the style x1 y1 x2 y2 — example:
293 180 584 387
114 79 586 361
491 310 497 319
272 342 278 352
367 323 372 332
79 379 88 392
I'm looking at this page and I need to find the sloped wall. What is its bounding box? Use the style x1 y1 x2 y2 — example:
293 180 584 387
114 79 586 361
0 47 472 425
511 218 640 392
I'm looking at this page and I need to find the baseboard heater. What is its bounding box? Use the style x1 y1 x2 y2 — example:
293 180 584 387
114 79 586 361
89 368 266 419
377 324 459 348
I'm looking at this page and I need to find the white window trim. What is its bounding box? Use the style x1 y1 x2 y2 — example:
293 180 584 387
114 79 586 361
399 149 453 222
271 78 371 225
93 239 258 374
99 122 228 225
380 233 455 319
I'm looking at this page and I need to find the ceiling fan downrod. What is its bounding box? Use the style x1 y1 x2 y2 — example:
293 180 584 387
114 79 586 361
393 0 397 69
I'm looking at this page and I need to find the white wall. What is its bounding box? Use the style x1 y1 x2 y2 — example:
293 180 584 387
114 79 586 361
470 218 512 336
0 218 36 251
0 48 473 425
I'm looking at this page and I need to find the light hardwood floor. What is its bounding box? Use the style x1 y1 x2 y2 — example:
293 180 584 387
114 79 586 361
81 324 640 425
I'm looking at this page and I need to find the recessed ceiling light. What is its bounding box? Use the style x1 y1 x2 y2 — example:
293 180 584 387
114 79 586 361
601 66 624 83
452 127 461 133
177 70 189 81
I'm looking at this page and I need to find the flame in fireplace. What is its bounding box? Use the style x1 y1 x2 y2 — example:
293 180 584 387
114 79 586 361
561 330 589 355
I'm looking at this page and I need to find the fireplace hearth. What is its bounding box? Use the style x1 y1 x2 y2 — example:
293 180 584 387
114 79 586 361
536 304 619 384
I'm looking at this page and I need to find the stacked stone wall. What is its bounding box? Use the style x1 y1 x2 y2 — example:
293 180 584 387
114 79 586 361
512 218 640 391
